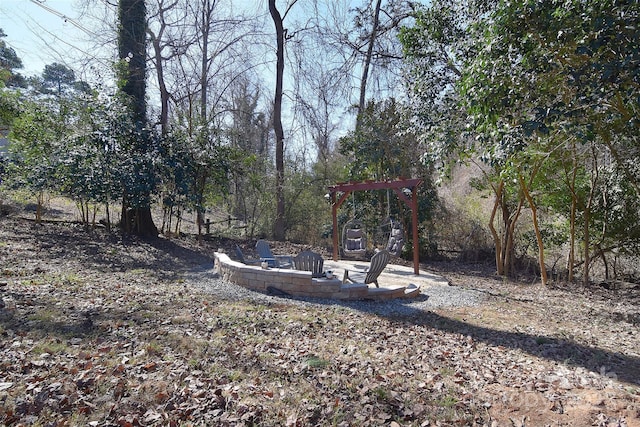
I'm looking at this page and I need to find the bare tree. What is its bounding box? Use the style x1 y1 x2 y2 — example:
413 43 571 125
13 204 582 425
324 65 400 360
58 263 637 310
290 34 348 168
268 0 298 241
227 76 272 236
146 0 186 135
357 0 382 127
343 0 415 122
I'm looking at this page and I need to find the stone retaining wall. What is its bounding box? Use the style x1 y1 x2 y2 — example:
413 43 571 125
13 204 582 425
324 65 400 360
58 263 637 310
214 252 370 300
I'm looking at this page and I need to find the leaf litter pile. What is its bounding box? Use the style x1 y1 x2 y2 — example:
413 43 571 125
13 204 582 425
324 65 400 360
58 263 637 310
1 216 639 426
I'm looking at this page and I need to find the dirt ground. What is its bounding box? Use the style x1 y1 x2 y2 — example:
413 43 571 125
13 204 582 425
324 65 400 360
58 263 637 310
1 201 639 426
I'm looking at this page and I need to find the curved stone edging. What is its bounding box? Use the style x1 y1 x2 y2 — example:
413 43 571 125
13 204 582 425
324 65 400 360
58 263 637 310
213 252 420 300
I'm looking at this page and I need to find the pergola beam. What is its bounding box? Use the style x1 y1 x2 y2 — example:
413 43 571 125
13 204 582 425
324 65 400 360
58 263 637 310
328 178 422 275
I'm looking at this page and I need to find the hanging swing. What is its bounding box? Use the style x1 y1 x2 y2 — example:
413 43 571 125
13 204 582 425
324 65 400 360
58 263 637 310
341 192 368 259
384 217 405 256
378 189 405 257
342 218 367 259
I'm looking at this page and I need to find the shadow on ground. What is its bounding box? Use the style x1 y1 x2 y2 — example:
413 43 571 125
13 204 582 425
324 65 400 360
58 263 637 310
283 292 640 387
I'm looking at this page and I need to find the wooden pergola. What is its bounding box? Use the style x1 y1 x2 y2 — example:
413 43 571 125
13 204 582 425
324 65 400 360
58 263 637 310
328 178 423 275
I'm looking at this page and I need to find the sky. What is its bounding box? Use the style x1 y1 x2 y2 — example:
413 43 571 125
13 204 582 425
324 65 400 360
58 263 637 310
1 0 268 86
0 0 93 77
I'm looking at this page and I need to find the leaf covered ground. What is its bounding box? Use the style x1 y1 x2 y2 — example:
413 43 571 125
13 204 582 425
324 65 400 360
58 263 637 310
1 215 639 426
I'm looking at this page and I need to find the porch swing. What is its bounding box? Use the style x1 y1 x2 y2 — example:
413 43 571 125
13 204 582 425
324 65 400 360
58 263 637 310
377 189 405 257
380 217 404 256
342 194 367 259
342 218 367 259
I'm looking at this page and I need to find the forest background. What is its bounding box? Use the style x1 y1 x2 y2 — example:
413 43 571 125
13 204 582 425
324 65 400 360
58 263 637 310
0 0 639 287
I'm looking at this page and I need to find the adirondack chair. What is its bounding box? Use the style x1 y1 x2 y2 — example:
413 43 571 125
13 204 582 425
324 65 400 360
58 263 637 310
342 249 390 288
293 250 325 278
255 239 293 268
235 245 261 265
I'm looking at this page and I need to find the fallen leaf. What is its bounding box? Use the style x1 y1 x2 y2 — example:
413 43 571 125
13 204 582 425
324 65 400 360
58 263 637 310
142 362 157 372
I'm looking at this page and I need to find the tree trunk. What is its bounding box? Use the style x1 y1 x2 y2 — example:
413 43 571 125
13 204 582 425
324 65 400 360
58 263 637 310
149 27 169 134
118 0 147 126
488 178 523 278
568 194 576 281
105 202 111 232
269 0 286 240
200 0 211 124
519 174 548 285
566 149 578 282
124 207 158 237
488 181 504 275
357 0 382 129
582 145 600 286
118 0 158 237
503 212 515 278
35 191 44 224
583 206 590 286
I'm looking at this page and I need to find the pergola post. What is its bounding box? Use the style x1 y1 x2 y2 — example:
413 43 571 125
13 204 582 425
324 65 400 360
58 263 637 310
411 186 420 275
331 191 338 261
331 189 351 261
